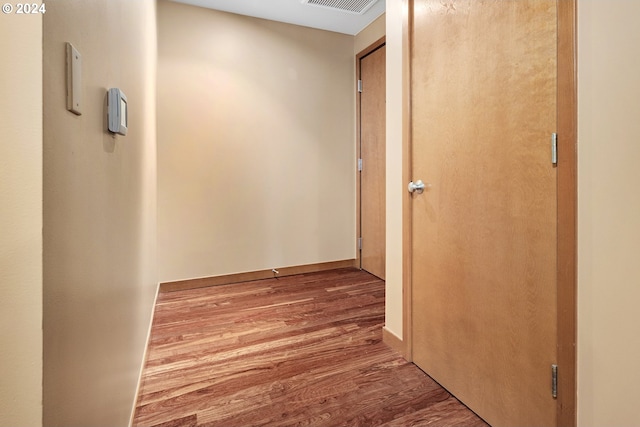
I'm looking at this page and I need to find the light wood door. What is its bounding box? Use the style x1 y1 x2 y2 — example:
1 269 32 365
359 44 386 280
410 1 558 426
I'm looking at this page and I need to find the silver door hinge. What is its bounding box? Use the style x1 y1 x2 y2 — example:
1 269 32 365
357 80 363 93
551 133 558 166
358 158 363 171
358 237 362 250
551 364 558 398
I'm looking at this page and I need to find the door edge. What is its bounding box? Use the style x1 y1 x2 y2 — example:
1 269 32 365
556 0 578 425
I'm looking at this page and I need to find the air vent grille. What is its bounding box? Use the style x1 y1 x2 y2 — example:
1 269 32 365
301 0 379 15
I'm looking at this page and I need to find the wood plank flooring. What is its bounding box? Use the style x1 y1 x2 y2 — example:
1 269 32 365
133 268 489 427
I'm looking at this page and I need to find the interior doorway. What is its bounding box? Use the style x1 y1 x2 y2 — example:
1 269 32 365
357 39 386 280
406 1 577 426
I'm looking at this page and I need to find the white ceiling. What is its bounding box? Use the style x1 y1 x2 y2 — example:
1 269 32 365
170 0 385 35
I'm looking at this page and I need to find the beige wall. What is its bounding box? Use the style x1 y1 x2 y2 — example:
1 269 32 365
384 0 406 339
43 1 158 426
157 1 356 282
355 14 385 54
577 1 640 425
0 13 43 427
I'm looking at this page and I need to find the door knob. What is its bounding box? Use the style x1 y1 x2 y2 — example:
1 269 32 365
408 180 427 194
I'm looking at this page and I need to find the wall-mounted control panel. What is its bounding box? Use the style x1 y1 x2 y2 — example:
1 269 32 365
107 88 128 136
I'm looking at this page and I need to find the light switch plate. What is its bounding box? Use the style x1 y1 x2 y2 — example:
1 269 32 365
66 42 82 115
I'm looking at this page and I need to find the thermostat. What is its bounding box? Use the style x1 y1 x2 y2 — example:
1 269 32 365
107 88 128 135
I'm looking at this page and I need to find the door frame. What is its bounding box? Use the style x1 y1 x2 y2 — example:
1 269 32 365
401 1 577 425
356 37 386 271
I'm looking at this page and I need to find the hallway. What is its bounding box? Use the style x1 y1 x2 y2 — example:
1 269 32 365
133 268 487 426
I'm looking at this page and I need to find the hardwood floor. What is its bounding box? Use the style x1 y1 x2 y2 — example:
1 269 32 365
133 268 489 427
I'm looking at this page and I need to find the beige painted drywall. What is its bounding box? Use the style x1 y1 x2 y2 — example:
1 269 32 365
0 13 43 427
157 0 356 282
384 0 405 339
355 13 385 54
42 1 158 425
577 2 640 425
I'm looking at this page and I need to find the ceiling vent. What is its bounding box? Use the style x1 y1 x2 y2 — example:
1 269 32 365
300 0 379 15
